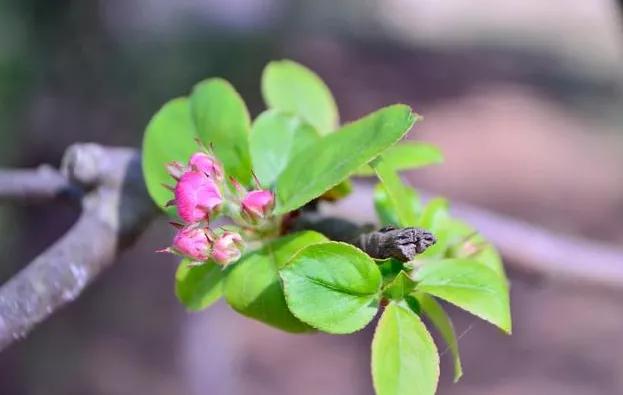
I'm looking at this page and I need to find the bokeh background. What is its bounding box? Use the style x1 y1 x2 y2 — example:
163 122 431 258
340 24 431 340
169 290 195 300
1 1 622 394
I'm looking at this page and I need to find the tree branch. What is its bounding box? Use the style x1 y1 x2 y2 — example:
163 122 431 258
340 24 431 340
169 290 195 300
448 199 623 289
1 145 623 352
0 144 157 351
0 165 79 203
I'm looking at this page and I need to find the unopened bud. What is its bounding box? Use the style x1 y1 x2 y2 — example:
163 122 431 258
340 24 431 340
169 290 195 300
175 171 223 223
211 231 244 266
189 152 223 181
241 190 274 222
157 224 212 263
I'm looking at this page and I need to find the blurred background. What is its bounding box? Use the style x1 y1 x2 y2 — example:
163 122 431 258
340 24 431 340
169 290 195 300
1 0 622 394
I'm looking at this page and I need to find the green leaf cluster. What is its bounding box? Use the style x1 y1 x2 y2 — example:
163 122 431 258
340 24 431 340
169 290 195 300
368 163 511 393
142 59 512 395
142 59 431 216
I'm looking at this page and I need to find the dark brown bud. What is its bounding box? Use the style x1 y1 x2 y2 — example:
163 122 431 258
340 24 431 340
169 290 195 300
356 226 436 262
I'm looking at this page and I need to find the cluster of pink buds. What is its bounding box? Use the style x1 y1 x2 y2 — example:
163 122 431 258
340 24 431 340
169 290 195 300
158 148 275 267
157 225 245 267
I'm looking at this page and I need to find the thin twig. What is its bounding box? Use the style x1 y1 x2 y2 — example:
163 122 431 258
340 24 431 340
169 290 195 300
0 165 78 203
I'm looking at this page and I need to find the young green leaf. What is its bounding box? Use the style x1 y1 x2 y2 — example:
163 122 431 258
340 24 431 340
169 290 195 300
356 143 444 176
142 98 197 213
275 104 418 214
378 258 407 282
191 78 252 184
374 184 399 226
404 294 421 314
441 218 505 276
419 197 450 231
320 179 353 201
415 293 463 382
413 198 451 259
223 231 327 333
383 271 416 301
372 156 418 226
175 260 224 311
372 302 440 395
262 59 338 135
413 259 512 333
280 242 382 334
417 228 450 259
250 110 320 187
373 184 422 227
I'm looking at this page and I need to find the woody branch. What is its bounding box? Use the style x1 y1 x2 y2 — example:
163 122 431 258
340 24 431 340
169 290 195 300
0 143 622 352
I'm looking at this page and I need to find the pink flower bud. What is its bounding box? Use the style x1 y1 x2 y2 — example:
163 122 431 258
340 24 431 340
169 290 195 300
158 225 212 262
212 231 243 265
241 190 274 222
175 171 223 223
166 161 186 180
189 152 223 181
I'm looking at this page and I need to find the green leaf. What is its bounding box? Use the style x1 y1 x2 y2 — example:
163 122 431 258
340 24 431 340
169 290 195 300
262 59 338 135
275 104 417 214
372 156 418 226
404 294 421 314
420 230 451 260
383 271 416 300
415 293 463 382
223 231 327 333
250 110 320 187
280 242 382 334
414 198 451 259
141 98 197 213
356 143 444 176
320 179 353 201
175 260 224 311
419 197 449 232
191 78 252 184
441 218 505 276
372 302 440 395
378 258 406 282
374 183 399 226
413 259 512 333
373 184 422 227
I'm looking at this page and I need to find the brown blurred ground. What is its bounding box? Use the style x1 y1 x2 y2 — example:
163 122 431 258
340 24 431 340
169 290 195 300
0 1 622 394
